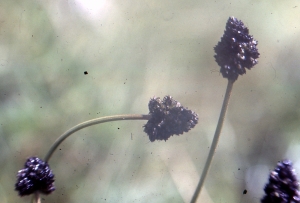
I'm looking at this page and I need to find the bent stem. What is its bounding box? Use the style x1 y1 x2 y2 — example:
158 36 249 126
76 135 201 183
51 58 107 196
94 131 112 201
44 114 151 163
191 79 234 203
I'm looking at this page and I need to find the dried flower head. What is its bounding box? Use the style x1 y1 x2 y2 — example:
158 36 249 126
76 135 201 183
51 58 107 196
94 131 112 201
144 95 198 142
15 157 55 196
214 16 260 81
261 160 300 203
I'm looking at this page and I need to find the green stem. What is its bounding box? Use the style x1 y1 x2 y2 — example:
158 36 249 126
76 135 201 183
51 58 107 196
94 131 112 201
191 79 234 203
32 192 41 203
44 114 151 163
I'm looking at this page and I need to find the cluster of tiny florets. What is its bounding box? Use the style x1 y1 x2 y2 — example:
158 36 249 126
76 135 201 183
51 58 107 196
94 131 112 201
15 157 55 196
144 96 198 142
214 16 260 81
261 160 300 203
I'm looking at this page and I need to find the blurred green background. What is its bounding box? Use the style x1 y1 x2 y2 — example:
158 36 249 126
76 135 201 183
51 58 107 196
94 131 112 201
1 0 300 202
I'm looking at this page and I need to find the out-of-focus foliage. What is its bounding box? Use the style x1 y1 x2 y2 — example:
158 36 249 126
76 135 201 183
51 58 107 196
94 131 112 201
1 0 300 202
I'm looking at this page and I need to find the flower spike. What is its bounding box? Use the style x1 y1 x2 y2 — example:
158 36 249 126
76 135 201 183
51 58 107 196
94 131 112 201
214 16 260 81
144 96 198 142
261 160 300 203
15 157 55 196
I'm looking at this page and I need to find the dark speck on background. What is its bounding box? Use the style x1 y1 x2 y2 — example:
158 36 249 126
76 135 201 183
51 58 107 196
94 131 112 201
84 71 88 75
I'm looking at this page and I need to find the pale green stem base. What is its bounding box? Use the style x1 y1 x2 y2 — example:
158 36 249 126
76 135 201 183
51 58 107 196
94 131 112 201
44 114 151 163
190 79 234 203
33 192 41 203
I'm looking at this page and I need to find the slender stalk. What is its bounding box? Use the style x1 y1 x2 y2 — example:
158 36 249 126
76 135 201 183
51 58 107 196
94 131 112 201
33 192 41 203
191 79 234 203
44 114 151 162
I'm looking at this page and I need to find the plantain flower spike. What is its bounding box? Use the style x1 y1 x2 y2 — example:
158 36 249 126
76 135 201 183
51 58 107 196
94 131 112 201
214 16 260 81
15 157 55 196
143 96 198 142
261 160 300 203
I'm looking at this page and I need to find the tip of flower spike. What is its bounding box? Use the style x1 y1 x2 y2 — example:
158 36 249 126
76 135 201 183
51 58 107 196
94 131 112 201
143 96 198 142
214 16 260 81
261 160 300 203
15 157 55 196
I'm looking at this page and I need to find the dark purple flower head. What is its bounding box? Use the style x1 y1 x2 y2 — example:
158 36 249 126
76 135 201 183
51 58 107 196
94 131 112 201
261 160 300 203
144 96 198 142
214 16 260 81
15 157 55 196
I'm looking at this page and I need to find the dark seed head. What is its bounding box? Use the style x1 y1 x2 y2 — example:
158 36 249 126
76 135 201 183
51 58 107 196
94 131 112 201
261 160 300 203
15 157 55 196
144 96 198 142
214 16 260 81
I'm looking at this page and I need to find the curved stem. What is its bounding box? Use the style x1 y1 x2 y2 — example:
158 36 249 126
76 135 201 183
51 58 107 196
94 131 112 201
191 79 234 203
44 114 151 163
